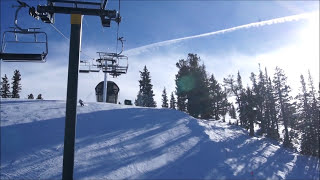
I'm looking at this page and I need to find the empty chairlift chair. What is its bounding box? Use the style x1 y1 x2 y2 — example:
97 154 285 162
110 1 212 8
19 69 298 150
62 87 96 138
79 60 100 73
0 28 48 62
0 1 48 62
97 52 128 77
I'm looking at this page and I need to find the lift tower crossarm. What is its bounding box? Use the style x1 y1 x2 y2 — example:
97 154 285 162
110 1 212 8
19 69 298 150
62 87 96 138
35 1 118 27
48 0 101 6
37 5 117 17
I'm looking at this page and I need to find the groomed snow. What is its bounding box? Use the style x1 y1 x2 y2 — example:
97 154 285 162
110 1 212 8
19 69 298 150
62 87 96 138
1 99 319 179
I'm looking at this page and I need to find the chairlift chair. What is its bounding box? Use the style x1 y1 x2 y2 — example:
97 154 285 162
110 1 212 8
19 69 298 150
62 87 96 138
0 28 48 62
0 1 48 62
97 52 128 77
79 60 90 73
79 60 100 73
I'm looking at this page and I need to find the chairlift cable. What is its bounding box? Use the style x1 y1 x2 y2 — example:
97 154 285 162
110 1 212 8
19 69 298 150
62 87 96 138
116 24 119 55
118 0 121 15
50 24 69 41
116 0 121 55
50 23 93 59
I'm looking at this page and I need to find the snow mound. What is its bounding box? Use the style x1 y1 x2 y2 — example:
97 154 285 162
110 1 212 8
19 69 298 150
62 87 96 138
1 99 319 179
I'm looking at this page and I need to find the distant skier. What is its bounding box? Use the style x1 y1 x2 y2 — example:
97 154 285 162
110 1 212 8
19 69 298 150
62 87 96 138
79 99 84 106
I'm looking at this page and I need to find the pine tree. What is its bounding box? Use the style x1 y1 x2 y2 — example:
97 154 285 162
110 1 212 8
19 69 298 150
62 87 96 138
239 89 249 129
161 87 169 108
224 72 244 126
224 75 238 125
175 54 210 118
135 66 156 107
208 74 222 120
250 72 259 131
254 66 267 134
229 104 237 119
243 87 256 136
296 75 311 155
1 74 11 98
207 74 230 121
28 93 34 99
170 92 176 109
298 71 320 156
11 70 22 98
175 59 189 112
307 71 319 157
266 75 279 139
176 95 187 111
37 94 43 100
236 71 246 127
198 64 211 119
273 67 293 147
135 91 143 106
220 88 230 122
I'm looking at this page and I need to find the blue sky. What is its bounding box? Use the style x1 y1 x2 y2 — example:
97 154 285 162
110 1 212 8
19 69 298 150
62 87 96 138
1 0 319 106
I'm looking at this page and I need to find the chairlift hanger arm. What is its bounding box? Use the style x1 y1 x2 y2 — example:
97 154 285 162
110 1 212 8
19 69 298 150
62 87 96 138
117 37 124 55
102 0 108 10
14 0 31 31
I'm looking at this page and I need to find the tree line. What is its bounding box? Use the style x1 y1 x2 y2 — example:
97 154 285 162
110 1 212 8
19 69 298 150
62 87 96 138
0 70 43 100
134 53 319 158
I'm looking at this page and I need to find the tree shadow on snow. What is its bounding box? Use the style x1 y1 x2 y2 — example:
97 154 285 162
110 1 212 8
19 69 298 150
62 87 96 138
1 107 319 180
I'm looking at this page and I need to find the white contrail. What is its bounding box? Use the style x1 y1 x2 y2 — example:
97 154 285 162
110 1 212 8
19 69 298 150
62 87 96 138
125 11 318 56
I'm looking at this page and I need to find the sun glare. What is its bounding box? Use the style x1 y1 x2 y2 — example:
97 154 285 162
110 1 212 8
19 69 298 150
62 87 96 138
299 12 319 52
297 12 319 79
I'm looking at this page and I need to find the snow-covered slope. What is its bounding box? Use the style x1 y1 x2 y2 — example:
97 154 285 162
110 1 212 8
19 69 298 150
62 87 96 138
1 99 319 179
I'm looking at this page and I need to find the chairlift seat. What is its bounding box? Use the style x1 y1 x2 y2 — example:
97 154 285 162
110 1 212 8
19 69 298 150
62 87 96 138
79 69 90 73
80 69 100 73
0 53 46 62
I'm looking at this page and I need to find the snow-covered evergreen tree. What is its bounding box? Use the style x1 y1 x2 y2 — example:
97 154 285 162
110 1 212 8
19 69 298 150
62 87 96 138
1 74 11 98
255 67 267 134
273 67 293 147
224 72 244 126
175 59 188 112
11 70 21 98
208 74 221 120
161 87 169 108
175 54 210 118
229 104 237 119
169 92 176 109
307 71 319 157
298 72 319 157
265 71 279 139
135 91 143 106
236 71 246 127
135 66 156 107
243 87 256 136
220 88 230 122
